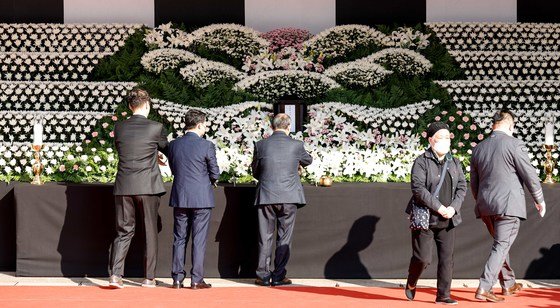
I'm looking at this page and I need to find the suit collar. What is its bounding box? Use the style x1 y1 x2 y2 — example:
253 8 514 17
271 131 290 138
185 131 201 138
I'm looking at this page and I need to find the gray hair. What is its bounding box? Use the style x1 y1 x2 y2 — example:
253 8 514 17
272 113 291 130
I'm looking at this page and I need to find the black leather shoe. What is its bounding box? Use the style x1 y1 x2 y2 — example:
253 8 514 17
255 278 271 286
405 284 416 301
271 278 292 286
435 298 458 305
191 281 212 290
172 280 184 289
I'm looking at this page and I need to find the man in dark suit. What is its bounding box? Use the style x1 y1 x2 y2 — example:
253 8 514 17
168 109 220 290
252 113 313 286
109 89 168 289
470 109 546 302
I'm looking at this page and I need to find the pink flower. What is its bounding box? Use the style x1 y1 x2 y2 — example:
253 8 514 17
435 116 441 121
102 123 109 129
441 111 448 115
449 116 455 122
121 112 127 116
478 134 484 140
456 111 463 116
73 164 79 171
458 142 464 148
452 149 458 154
421 131 427 138
59 165 66 172
92 132 98 138
111 116 118 121
470 124 477 130
457 124 464 130
464 133 470 140
450 133 455 139
109 131 115 138
85 140 91 144
471 142 478 147
462 116 469 122
100 140 106 145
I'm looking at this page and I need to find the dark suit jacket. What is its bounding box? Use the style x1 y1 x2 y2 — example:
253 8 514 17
470 131 545 220
113 115 168 196
407 150 467 227
252 131 313 207
168 132 220 209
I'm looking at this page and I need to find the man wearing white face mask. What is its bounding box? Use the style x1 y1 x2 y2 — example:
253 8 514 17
470 110 546 302
405 122 467 305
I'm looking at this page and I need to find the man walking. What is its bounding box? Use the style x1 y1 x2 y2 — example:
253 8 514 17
109 88 168 288
168 109 220 289
470 109 546 302
252 113 313 286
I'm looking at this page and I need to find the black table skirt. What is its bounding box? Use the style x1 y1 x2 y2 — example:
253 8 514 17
9 182 560 279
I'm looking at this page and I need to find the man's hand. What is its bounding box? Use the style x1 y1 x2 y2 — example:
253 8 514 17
298 165 303 176
536 202 546 217
157 152 167 166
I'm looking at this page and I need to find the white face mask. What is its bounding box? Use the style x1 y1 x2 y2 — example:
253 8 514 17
432 139 451 155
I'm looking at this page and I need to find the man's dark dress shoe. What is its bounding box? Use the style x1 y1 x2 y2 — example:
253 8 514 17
191 281 212 289
271 278 292 286
255 278 271 286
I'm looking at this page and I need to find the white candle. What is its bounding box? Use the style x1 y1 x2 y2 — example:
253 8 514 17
545 122 554 145
33 120 43 145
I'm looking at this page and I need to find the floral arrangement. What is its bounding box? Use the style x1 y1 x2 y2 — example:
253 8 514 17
302 24 388 60
143 23 192 50
0 110 111 143
423 109 484 154
385 27 431 50
0 23 141 53
427 22 560 51
242 47 324 74
189 24 269 61
360 48 432 76
140 48 201 74
436 80 560 159
450 50 560 80
233 70 340 100
0 52 110 81
0 81 135 111
179 60 246 88
324 61 392 88
260 28 312 52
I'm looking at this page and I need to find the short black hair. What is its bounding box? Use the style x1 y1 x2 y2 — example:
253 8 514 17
492 109 516 125
184 109 207 130
127 88 150 110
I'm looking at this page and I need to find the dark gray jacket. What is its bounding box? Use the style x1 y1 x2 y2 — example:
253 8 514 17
113 115 168 196
470 131 544 220
407 149 467 227
168 132 220 209
252 131 313 207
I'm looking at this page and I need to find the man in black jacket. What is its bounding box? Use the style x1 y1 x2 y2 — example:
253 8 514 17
252 113 313 287
108 89 168 289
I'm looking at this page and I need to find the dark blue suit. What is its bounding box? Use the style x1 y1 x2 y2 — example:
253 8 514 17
168 132 220 283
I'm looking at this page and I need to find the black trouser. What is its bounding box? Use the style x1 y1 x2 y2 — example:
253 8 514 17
110 195 160 279
256 204 297 282
407 226 455 299
172 207 212 284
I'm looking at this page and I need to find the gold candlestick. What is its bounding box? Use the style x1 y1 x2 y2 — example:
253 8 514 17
543 144 557 184
31 144 44 185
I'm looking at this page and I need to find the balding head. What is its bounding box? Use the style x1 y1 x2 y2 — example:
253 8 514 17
492 109 516 136
272 113 291 132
